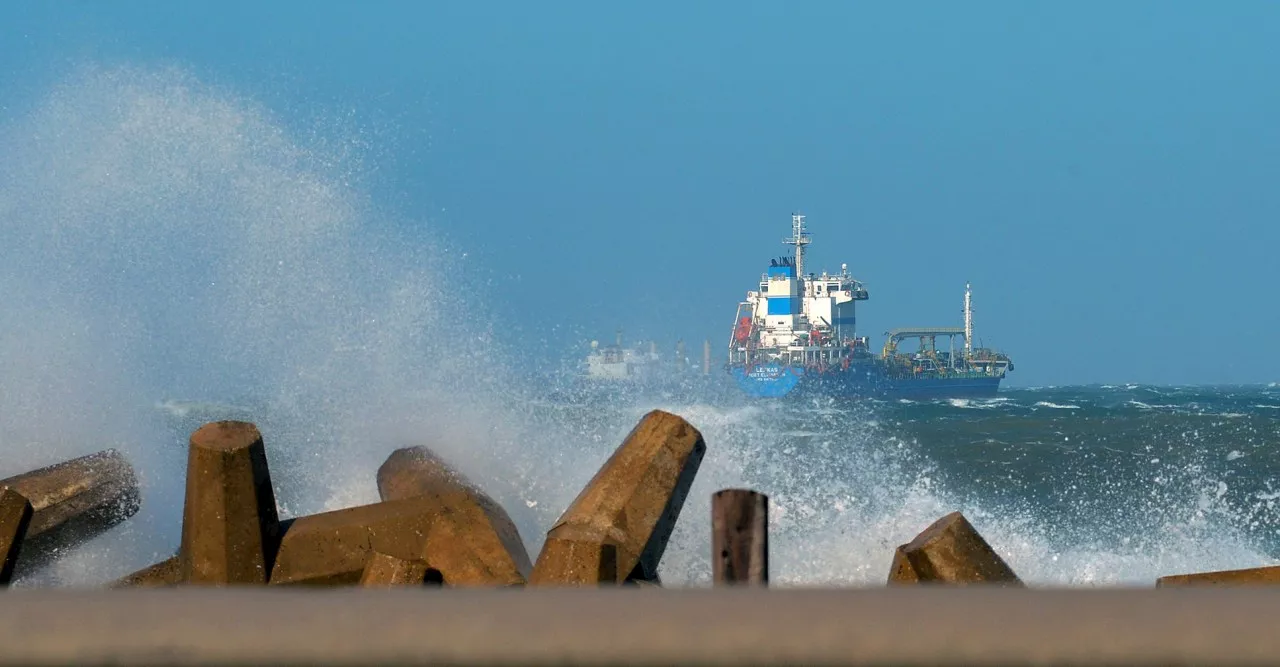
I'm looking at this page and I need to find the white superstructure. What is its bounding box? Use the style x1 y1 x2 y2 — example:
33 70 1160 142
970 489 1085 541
729 213 871 368
582 330 708 382
584 330 661 381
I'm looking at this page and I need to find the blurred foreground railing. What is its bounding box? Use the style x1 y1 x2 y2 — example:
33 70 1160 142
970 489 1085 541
1 587 1280 666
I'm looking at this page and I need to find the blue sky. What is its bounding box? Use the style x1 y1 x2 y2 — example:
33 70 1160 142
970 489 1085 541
3 1 1278 386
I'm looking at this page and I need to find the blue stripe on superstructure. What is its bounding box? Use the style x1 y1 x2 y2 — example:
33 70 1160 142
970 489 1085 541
767 265 795 278
767 297 797 315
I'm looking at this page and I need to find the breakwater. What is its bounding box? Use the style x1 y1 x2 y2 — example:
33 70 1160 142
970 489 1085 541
3 409 1274 590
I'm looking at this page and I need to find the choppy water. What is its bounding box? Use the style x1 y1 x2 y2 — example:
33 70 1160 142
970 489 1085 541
126 381 1280 589
2 64 1277 588
502 382 1280 587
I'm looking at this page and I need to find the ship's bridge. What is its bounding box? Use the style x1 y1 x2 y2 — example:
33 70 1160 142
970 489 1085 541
799 268 868 345
805 271 869 302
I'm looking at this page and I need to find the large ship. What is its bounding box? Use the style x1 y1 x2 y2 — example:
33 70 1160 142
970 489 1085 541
726 214 1013 399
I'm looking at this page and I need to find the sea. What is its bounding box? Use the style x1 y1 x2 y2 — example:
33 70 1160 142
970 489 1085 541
1 64 1276 588
19 379 1277 589
508 380 1280 587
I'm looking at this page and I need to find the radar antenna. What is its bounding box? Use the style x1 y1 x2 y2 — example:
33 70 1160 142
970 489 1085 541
783 213 811 279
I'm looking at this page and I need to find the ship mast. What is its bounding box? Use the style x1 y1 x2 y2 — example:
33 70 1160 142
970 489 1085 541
784 213 811 279
963 282 973 359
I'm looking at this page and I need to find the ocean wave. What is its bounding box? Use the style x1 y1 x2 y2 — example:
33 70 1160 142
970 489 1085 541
1034 401 1082 410
1127 400 1179 410
946 398 993 409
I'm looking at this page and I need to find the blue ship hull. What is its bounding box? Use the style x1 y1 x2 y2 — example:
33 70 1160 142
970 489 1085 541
729 363 1003 399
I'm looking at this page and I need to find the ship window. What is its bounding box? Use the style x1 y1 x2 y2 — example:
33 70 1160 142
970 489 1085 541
828 283 839 290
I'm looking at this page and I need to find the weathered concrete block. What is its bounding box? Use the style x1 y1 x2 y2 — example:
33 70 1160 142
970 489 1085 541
180 421 281 585
108 555 181 588
417 511 528 586
523 533 619 586
529 410 705 585
377 447 471 502
887 549 921 583
1157 565 1280 587
0 489 33 585
887 511 1023 586
359 551 440 587
377 446 532 584
0 449 140 572
269 496 443 586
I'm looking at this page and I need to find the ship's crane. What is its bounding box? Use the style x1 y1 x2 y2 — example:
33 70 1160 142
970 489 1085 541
964 281 973 360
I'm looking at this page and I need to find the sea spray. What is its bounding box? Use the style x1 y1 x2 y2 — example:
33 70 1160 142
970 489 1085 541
2 64 1277 588
0 63 555 584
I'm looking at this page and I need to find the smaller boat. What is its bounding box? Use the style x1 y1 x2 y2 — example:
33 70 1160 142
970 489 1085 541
583 330 663 382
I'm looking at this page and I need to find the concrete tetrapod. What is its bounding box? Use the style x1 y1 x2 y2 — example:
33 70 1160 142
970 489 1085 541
269 496 448 586
887 511 1023 586
181 421 282 585
377 446 532 585
529 410 706 585
359 551 442 587
0 489 33 585
1156 565 1280 586
0 449 140 573
376 447 473 502
108 556 182 588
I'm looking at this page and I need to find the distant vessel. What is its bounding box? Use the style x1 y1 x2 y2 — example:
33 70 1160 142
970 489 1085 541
582 330 709 383
726 214 1013 399
583 330 663 382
